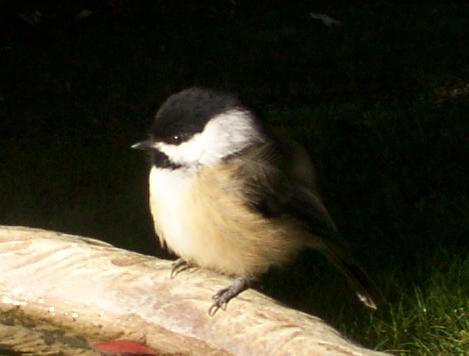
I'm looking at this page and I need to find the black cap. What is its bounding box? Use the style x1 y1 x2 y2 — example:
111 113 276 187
151 88 242 144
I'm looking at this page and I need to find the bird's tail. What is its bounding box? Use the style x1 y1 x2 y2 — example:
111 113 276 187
309 239 385 310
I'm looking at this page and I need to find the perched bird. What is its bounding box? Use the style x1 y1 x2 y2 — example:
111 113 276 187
132 88 383 315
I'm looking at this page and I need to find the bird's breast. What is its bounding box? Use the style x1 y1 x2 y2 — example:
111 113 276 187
148 167 194 254
148 165 304 277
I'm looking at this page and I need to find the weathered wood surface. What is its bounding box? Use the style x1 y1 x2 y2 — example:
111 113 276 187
0 225 389 355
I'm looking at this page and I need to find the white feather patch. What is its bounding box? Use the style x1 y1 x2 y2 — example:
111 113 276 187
154 109 262 167
148 166 194 252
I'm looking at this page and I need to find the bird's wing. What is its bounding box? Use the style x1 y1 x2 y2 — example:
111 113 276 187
233 141 384 309
234 141 338 240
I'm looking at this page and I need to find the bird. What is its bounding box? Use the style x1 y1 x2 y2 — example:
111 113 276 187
132 87 384 315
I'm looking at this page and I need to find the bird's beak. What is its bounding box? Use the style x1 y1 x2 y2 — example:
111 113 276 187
131 139 154 150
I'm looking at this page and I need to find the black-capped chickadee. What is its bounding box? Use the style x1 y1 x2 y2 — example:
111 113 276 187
132 88 384 315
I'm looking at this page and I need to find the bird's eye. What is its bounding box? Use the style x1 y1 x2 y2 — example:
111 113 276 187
168 133 187 144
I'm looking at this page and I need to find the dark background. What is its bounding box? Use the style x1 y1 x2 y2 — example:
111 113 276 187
1 0 468 349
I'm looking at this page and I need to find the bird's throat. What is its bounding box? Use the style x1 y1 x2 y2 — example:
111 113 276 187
151 149 182 170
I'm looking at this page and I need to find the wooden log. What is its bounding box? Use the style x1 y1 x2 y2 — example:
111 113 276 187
0 225 389 355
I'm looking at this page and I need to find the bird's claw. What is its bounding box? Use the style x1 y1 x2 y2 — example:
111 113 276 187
207 277 252 316
208 290 230 316
212 287 228 300
170 258 191 279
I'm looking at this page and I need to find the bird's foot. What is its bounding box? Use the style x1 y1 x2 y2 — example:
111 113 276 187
170 258 192 279
208 277 253 316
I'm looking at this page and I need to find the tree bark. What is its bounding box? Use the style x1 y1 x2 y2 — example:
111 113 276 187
0 225 389 355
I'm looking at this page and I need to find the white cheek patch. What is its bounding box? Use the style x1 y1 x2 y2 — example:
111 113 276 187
155 138 204 165
155 110 263 166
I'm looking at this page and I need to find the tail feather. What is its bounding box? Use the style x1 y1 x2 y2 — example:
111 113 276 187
310 240 385 309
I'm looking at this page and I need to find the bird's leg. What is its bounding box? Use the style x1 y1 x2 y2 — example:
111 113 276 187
208 277 254 316
170 258 192 279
